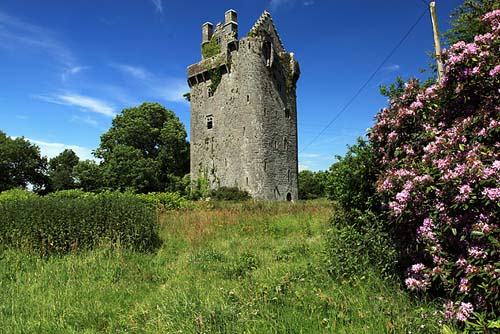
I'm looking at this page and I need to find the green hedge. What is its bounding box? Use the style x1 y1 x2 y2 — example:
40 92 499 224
0 192 160 255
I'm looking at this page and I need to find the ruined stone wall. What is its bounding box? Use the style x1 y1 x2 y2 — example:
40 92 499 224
189 35 298 200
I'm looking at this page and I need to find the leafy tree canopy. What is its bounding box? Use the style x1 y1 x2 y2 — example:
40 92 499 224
298 170 328 200
0 130 48 193
444 0 500 45
95 102 189 193
48 149 79 191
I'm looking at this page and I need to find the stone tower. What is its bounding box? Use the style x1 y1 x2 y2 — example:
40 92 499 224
187 10 300 200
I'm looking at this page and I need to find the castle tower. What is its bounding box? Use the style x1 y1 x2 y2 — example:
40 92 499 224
187 10 300 200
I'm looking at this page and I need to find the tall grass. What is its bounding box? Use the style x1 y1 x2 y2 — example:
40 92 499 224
0 200 446 333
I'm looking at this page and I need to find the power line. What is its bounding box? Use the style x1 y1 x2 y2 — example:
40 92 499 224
299 7 429 154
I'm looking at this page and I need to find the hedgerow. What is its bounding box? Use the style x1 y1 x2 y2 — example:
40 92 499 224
370 10 500 330
0 191 161 255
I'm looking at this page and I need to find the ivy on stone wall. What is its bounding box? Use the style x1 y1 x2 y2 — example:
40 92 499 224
201 37 221 59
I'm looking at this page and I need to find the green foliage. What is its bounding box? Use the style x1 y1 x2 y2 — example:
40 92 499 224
73 159 102 192
327 137 380 213
208 67 222 93
137 192 191 211
95 102 189 193
48 149 79 191
201 37 221 59
0 191 160 255
298 170 328 199
0 130 48 193
325 204 397 281
444 0 500 45
0 188 37 202
209 187 251 201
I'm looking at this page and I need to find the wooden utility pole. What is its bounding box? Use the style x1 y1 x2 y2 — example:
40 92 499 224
430 1 445 80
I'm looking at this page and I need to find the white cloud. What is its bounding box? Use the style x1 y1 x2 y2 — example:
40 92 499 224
298 164 309 171
270 0 293 10
303 1 314 6
150 0 163 13
71 115 98 127
0 10 74 67
111 63 188 104
16 115 28 120
34 92 116 117
61 66 90 81
383 64 400 72
111 63 152 80
25 138 94 161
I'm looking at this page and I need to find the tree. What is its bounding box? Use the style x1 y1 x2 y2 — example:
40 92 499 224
48 149 79 191
327 137 380 213
0 130 48 192
73 160 102 192
444 0 500 45
298 170 328 200
95 102 189 193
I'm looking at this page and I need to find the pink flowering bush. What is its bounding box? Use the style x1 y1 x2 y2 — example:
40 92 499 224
370 10 500 328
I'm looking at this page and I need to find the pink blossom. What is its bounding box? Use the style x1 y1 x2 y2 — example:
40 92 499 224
405 277 429 292
482 187 500 200
456 302 474 322
489 65 500 77
456 257 467 268
444 301 455 320
468 246 487 259
459 278 470 294
410 263 425 273
396 189 410 204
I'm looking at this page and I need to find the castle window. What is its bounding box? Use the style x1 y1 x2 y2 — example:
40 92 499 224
283 137 288 150
264 160 267 171
217 36 222 45
243 126 246 136
287 169 290 183
264 108 267 116
206 115 213 129
247 95 250 103
208 87 213 97
274 140 278 149
284 108 290 119
246 177 249 186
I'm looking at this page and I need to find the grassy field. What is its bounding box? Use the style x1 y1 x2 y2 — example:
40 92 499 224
0 200 442 333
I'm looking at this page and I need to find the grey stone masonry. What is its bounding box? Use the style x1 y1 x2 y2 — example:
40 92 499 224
187 10 300 201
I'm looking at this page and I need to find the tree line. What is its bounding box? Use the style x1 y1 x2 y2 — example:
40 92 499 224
1 103 190 195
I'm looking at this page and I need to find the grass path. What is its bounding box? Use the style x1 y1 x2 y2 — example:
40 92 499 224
0 201 439 333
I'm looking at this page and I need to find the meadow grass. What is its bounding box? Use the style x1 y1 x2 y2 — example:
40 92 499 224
0 200 442 333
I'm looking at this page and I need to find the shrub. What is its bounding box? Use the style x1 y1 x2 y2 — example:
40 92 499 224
325 204 397 282
370 10 500 328
0 191 160 255
0 188 38 202
209 187 251 201
137 192 191 211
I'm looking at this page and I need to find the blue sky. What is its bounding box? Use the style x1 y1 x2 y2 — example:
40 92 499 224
0 0 463 171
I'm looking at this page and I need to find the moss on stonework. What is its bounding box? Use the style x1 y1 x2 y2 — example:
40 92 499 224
202 37 221 59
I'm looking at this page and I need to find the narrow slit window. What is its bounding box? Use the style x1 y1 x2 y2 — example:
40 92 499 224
284 108 290 119
283 137 288 150
206 115 213 129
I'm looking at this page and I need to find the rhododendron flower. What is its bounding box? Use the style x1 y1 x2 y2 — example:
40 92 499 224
459 278 470 293
405 277 429 292
482 187 500 200
456 302 474 322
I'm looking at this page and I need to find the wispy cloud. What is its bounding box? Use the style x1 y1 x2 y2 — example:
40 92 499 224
303 1 315 6
34 92 116 117
382 64 400 72
110 63 152 80
270 0 293 11
25 138 94 160
61 66 90 81
0 10 74 67
298 164 310 171
16 115 28 120
111 63 188 104
150 0 163 14
71 115 98 127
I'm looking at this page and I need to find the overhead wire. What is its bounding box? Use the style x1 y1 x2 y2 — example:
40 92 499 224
299 7 429 154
